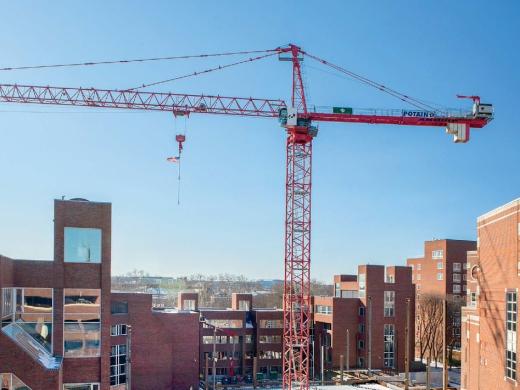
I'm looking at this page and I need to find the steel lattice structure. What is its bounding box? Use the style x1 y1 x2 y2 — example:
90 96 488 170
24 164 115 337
0 44 493 389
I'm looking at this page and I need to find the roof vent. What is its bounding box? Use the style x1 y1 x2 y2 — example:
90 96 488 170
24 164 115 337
69 198 89 202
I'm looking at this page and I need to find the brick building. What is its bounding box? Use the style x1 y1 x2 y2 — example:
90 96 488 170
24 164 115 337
407 239 476 351
313 265 415 375
0 199 200 390
461 198 520 390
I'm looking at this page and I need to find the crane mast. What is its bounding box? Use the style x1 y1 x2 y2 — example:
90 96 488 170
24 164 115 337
0 44 493 390
282 45 313 389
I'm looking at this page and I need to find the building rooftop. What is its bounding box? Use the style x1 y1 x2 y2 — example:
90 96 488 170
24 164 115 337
477 197 520 222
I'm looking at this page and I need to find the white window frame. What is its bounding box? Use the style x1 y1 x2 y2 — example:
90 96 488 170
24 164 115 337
453 273 462 283
437 273 443 281
437 262 444 270
63 384 100 390
110 324 127 336
506 290 517 380
384 291 395 317
432 249 444 259
453 284 461 294
110 344 127 387
384 324 395 368
453 262 462 272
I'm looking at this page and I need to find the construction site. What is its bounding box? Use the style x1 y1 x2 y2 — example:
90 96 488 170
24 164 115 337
0 2 517 390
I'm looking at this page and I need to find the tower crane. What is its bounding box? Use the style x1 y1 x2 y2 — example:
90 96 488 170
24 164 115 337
0 44 493 389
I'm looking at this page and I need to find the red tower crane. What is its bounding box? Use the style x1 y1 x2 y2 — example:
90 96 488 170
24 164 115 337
0 44 493 389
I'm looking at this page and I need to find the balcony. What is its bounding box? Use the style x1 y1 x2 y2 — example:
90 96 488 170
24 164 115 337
2 323 62 370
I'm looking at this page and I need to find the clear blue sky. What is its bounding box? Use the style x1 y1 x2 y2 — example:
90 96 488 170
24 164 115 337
0 1 518 281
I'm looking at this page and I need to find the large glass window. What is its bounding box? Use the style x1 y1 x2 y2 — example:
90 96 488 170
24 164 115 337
506 291 517 380
1 288 53 353
64 289 101 357
315 305 332 315
384 324 395 368
259 319 283 329
64 384 100 390
111 301 128 315
358 274 366 298
64 227 102 263
432 250 444 259
259 335 282 343
384 291 395 317
110 344 127 387
203 319 243 329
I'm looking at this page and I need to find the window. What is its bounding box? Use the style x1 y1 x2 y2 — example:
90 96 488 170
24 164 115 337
358 339 365 349
463 285 467 292
202 336 214 344
245 335 253 343
259 335 282 343
111 301 128 315
110 324 127 336
64 289 101 357
341 290 358 298
463 274 467 281
437 262 444 270
506 291 517 380
258 350 282 359
464 262 470 270
358 274 366 298
64 227 102 263
259 319 283 329
384 291 395 317
238 300 250 311
453 274 461 283
432 249 444 259
358 307 365 316
110 344 127 387
417 264 422 271
470 292 477 307
384 324 395 368
453 263 462 272
417 274 421 281
229 336 239 344
334 283 341 297
64 384 100 390
315 305 332 315
417 284 421 290
2 288 53 353
437 273 444 281
453 284 461 294
358 323 365 334
180 299 195 310
204 319 243 329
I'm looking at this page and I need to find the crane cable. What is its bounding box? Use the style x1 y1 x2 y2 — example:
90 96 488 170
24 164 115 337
0 49 279 72
125 52 279 91
302 50 445 113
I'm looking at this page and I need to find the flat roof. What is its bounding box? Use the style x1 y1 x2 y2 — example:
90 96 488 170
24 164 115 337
477 198 520 223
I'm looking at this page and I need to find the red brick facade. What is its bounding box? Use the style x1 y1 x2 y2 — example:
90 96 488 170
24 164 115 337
313 265 415 374
461 198 520 390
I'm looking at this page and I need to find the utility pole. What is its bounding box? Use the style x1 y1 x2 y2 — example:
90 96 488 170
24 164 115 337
368 296 372 377
321 345 325 385
405 298 410 390
340 355 344 385
253 356 258 389
205 355 209 390
443 298 448 390
346 328 350 372
213 326 217 390
126 325 132 390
